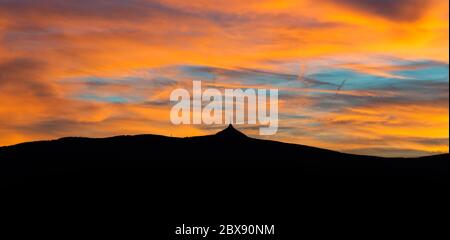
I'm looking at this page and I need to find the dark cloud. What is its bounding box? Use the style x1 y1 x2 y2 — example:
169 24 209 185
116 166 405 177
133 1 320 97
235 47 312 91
310 84 449 114
142 100 169 107
0 0 183 21
15 116 160 137
408 137 449 146
335 0 430 21
16 118 84 135
197 10 342 29
1 0 424 25
0 0 341 38
336 136 449 148
345 147 445 158
0 58 54 97
149 77 178 87
67 75 177 88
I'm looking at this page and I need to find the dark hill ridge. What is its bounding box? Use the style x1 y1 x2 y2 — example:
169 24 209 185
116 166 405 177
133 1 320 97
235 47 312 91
2 126 447 240
0 125 448 186
215 124 248 139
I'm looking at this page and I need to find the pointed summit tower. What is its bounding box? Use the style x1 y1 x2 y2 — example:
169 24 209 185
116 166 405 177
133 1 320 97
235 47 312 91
215 124 248 139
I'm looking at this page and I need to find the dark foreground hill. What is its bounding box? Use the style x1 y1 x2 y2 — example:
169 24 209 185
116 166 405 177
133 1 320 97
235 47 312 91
0 124 447 185
1 125 448 239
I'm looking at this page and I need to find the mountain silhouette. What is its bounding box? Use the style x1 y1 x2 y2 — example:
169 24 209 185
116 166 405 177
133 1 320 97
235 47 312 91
0 124 448 187
215 124 248 139
1 125 447 239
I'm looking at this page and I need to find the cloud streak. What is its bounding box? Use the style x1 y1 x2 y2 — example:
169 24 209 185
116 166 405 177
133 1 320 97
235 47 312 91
334 0 432 21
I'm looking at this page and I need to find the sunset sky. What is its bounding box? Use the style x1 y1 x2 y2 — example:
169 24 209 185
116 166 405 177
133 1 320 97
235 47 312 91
0 0 448 157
